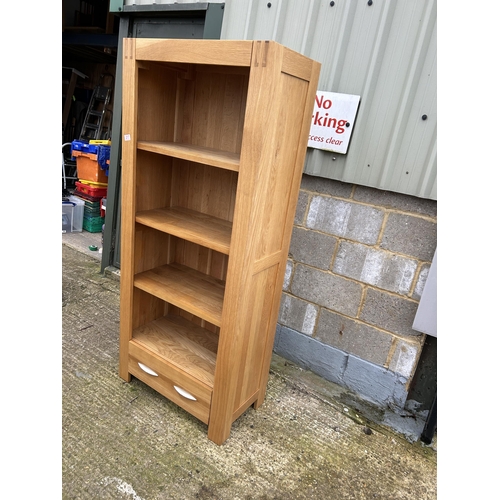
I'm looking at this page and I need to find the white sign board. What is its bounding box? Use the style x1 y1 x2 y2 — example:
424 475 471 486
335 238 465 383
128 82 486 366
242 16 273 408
308 91 360 154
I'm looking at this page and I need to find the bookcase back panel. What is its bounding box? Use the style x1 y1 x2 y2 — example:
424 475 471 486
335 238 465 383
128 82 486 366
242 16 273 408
180 69 249 154
137 65 178 142
134 152 238 224
132 287 169 330
135 150 173 212
173 238 228 283
132 316 218 381
134 226 228 283
169 307 220 335
131 287 221 337
134 225 172 274
136 61 249 154
171 161 238 222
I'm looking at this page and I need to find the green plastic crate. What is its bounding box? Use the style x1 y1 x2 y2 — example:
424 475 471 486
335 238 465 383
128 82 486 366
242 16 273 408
84 205 102 217
83 215 105 233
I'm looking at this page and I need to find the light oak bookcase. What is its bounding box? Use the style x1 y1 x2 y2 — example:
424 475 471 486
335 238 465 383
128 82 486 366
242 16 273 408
119 38 320 445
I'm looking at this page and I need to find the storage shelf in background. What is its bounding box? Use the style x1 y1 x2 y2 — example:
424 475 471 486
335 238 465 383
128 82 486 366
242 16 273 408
137 141 240 172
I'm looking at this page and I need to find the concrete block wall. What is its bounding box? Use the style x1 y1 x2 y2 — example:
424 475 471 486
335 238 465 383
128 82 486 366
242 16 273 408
274 174 437 411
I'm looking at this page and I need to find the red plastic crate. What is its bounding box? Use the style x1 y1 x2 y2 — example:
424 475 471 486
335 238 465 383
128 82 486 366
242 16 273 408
75 181 108 198
73 189 103 204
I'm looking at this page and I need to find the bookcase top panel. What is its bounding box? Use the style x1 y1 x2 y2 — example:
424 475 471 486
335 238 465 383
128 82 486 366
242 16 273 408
134 39 254 67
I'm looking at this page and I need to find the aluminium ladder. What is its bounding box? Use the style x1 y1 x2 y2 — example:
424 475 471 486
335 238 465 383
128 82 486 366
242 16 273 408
79 73 113 141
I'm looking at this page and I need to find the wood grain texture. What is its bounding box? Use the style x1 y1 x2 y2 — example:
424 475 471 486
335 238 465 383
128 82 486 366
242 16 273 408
120 38 320 445
128 341 212 424
133 314 218 387
208 42 320 445
136 206 232 255
119 37 138 381
171 162 238 222
134 263 225 327
135 39 253 67
137 141 240 171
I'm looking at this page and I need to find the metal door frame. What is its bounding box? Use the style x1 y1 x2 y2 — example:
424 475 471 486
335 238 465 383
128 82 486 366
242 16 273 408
101 3 225 273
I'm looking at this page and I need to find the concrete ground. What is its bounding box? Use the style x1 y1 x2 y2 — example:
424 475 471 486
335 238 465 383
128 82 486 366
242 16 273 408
62 231 437 500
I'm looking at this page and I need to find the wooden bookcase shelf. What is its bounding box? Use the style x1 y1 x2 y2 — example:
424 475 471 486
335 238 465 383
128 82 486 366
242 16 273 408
131 314 218 388
135 207 232 255
120 38 320 444
134 263 225 327
137 141 241 172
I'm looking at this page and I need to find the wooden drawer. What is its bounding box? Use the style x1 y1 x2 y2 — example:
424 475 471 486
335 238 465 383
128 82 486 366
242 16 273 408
128 340 212 424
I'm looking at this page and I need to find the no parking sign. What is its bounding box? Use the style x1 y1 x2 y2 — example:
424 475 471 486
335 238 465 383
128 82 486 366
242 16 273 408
308 91 360 154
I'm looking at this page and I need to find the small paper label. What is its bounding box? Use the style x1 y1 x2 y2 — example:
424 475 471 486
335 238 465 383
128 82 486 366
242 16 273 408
124 134 131 141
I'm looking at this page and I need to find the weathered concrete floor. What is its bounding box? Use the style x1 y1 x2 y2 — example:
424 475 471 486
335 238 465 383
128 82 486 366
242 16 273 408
62 243 437 500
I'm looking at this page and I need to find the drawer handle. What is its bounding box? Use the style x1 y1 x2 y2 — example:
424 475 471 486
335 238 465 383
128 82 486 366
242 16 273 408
138 362 158 377
173 385 197 401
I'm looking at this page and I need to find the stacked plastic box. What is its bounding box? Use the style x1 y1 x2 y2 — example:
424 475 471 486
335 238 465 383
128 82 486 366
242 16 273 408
62 195 85 233
71 140 110 233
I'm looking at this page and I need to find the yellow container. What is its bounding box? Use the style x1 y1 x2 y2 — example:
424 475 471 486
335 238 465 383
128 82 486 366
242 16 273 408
89 139 111 145
78 179 108 188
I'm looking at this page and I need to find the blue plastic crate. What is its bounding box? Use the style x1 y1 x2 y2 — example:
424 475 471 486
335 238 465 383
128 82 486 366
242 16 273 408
71 140 99 154
71 140 111 176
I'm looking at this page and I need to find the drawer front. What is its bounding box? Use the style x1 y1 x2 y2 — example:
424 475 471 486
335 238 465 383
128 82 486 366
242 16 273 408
128 340 212 424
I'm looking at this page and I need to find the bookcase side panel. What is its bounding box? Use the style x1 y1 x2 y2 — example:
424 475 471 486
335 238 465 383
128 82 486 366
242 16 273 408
252 73 309 260
250 59 321 407
254 59 321 407
210 43 321 441
230 263 280 413
208 42 287 443
120 38 138 381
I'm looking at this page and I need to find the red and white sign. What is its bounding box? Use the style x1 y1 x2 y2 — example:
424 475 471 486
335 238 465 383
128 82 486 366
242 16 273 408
308 91 360 154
